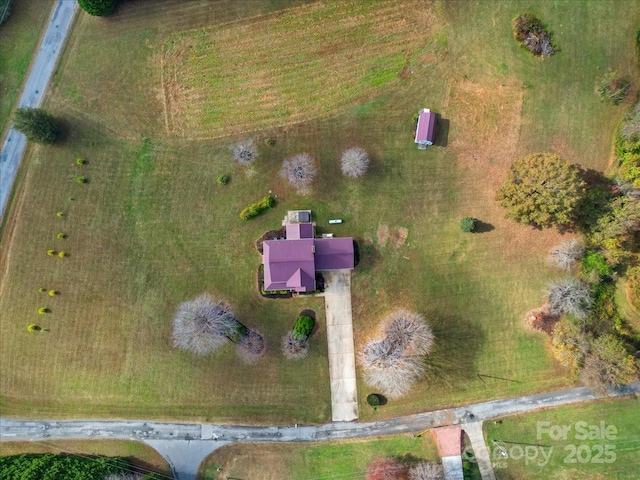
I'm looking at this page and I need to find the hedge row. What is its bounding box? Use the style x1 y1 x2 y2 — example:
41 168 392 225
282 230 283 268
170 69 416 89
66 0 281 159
0 454 128 480
239 195 275 220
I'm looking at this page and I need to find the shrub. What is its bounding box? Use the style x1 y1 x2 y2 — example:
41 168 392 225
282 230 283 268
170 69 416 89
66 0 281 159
581 250 612 278
38 287 46 293
56 233 66 240
217 174 230 185
366 457 407 480
48 290 58 297
547 239 585 271
56 211 64 218
340 147 370 178
547 278 592 320
596 71 631 105
409 462 445 480
551 318 588 377
512 13 555 56
264 138 276 147
366 393 381 407
235 328 266 364
280 153 317 190
77 0 118 16
239 195 275 220
232 138 258 165
76 157 86 165
76 176 87 184
12 107 62 144
58 251 67 258
37 308 49 314
282 331 309 360
580 334 639 392
46 249 56 256
27 324 42 332
627 267 640 310
293 315 315 340
460 217 476 232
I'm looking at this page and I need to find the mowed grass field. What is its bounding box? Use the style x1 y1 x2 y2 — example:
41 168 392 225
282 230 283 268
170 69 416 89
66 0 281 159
484 397 640 479
0 0 55 133
198 435 440 480
162 1 436 138
0 439 171 478
0 0 639 423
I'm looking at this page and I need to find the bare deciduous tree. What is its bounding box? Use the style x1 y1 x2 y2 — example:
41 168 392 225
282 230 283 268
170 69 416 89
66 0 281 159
359 310 434 398
547 239 585 271
232 138 258 165
366 457 407 480
547 278 592 320
235 328 266 364
340 147 370 178
409 462 445 480
385 309 434 355
281 331 309 359
172 294 239 355
280 153 317 190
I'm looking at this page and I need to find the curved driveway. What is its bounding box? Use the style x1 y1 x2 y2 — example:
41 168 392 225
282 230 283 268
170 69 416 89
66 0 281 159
2 383 638 480
0 0 78 220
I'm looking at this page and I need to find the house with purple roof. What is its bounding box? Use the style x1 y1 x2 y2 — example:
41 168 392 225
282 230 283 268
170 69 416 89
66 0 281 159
262 210 354 292
415 108 436 149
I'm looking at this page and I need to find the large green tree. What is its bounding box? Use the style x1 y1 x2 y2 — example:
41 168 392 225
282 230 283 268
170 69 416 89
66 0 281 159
77 0 118 16
497 152 586 228
13 107 61 144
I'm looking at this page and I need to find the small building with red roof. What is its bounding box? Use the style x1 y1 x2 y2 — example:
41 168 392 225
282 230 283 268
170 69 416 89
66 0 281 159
415 108 437 149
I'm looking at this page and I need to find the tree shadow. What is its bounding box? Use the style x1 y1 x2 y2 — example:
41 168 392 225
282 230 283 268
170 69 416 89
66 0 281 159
422 313 485 388
473 220 494 233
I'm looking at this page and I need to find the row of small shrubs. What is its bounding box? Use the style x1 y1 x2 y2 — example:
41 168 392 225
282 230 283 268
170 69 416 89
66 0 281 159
239 195 275 220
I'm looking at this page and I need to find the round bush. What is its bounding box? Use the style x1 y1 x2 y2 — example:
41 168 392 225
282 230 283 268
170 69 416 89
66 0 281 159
460 217 477 232
217 174 230 185
56 211 64 218
293 315 315 340
367 393 381 407
27 324 42 332
56 233 66 240
76 157 85 165
46 250 56 256
76 176 87 184
37 308 49 314
58 251 67 258
48 290 57 297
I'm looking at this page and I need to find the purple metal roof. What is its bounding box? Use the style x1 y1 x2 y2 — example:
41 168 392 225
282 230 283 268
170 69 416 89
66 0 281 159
415 110 436 144
263 239 316 292
286 223 315 240
314 237 354 270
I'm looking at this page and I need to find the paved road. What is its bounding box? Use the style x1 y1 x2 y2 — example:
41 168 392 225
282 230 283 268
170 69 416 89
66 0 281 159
320 269 358 422
2 383 638 479
0 0 78 220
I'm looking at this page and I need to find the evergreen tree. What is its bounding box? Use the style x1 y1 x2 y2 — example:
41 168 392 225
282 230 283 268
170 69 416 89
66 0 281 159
13 108 61 144
77 0 118 16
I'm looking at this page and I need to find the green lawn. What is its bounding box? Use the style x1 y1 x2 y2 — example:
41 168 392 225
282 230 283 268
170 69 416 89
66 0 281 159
0 0 638 423
0 0 55 133
484 397 640 479
198 435 440 480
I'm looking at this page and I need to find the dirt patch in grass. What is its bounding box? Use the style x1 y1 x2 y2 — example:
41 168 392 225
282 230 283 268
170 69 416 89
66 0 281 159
376 224 390 246
524 308 559 337
392 227 409 247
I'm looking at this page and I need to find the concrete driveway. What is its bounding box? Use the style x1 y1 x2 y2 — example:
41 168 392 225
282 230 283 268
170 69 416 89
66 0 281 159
320 269 358 422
